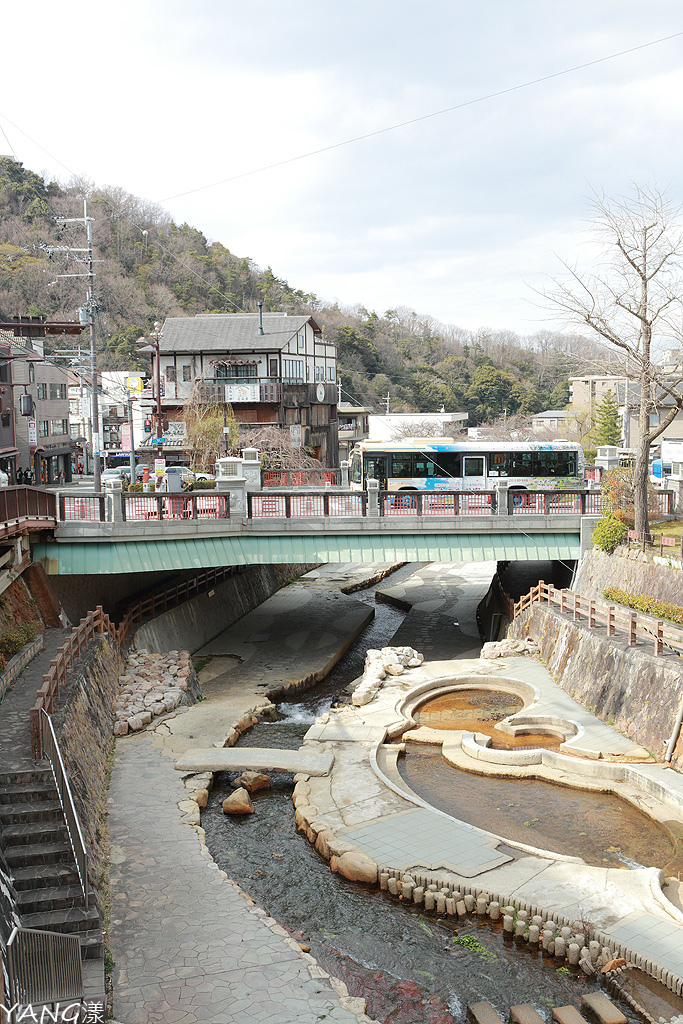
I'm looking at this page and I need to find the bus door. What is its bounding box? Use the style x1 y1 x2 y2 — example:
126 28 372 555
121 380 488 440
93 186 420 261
363 454 388 490
462 455 486 490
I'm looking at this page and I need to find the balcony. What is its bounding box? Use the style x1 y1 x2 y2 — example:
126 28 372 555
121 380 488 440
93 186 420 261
195 378 283 404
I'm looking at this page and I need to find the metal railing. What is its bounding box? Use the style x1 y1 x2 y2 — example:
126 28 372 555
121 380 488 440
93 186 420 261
30 605 120 759
248 491 367 518
60 493 105 522
123 493 229 521
379 490 495 516
39 711 89 908
262 469 341 488
1 927 83 1023
512 580 683 657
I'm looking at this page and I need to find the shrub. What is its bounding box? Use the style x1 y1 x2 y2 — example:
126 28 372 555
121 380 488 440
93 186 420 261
190 479 216 490
127 482 156 493
0 621 38 660
592 514 627 553
603 587 683 625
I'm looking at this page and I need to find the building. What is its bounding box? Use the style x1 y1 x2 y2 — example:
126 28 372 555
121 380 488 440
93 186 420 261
367 411 467 442
154 311 339 466
337 403 371 461
570 372 683 449
69 371 157 471
531 410 572 434
0 316 83 484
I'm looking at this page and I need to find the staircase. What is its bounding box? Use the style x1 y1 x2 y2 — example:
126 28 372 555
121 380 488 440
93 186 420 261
0 767 104 960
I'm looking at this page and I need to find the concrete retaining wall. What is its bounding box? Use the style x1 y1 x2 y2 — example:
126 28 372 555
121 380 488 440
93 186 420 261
510 604 683 767
133 563 318 654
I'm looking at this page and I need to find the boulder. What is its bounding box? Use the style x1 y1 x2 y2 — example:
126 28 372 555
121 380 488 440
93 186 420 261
127 715 144 732
222 789 255 815
336 850 378 884
114 721 129 736
231 771 270 793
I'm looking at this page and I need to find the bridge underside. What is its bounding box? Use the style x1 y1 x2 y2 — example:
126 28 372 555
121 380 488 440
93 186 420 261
33 532 581 575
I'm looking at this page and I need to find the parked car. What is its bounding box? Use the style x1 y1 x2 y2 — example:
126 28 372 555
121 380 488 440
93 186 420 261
194 471 215 481
101 467 130 484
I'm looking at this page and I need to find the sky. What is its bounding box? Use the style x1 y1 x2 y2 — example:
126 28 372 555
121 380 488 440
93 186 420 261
2 1 683 335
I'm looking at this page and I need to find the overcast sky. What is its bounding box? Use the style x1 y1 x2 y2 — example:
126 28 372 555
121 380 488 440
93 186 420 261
2 1 682 334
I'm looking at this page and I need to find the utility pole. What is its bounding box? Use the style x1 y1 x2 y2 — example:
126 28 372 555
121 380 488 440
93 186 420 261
50 201 103 490
384 392 391 414
337 376 342 406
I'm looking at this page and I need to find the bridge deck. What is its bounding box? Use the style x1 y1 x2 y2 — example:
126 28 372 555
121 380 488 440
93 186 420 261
174 746 334 776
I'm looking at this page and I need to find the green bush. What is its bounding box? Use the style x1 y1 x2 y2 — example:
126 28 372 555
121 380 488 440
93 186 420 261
603 587 683 625
127 482 156 493
0 622 38 660
190 479 216 490
592 514 627 553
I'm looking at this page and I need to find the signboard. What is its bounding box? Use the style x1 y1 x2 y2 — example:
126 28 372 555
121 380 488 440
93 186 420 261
154 458 166 477
28 419 37 449
126 376 144 394
92 431 100 455
120 423 132 451
289 424 302 447
225 383 259 404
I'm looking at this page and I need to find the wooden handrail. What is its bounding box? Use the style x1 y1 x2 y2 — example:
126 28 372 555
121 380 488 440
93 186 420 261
512 582 683 657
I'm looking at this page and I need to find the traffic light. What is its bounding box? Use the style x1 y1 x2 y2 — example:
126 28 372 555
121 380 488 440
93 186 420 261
144 419 152 433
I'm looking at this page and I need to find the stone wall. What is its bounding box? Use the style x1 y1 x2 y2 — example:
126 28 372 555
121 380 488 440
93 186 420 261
574 546 683 605
133 562 318 654
51 636 124 888
510 604 683 767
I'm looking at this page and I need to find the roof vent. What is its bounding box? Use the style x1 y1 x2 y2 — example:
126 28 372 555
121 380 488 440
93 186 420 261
258 301 264 335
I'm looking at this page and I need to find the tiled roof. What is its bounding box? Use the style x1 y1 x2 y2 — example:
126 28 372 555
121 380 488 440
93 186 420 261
159 314 317 354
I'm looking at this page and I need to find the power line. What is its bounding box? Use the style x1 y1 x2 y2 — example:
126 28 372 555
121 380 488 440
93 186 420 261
156 31 683 204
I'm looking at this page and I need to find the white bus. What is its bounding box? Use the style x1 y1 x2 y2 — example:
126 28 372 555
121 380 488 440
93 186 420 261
348 438 585 492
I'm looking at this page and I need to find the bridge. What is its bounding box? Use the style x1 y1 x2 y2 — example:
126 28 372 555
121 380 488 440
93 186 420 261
24 486 623 575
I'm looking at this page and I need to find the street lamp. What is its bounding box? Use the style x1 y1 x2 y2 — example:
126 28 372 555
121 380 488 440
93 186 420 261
137 321 164 461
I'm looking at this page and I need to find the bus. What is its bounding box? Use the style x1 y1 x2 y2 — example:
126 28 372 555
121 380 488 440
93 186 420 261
348 438 585 492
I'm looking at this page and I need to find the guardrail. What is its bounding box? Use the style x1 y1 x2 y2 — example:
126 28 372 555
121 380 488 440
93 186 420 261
122 493 229 521
118 565 238 638
512 580 683 657
29 605 120 759
248 491 367 518
0 927 83 1023
0 486 57 539
261 469 341 487
40 710 89 908
628 528 683 558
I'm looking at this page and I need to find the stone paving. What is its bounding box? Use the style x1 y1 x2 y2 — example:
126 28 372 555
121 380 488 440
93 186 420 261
108 735 365 1024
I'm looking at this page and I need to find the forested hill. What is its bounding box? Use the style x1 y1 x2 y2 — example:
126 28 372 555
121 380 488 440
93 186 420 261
0 158 594 424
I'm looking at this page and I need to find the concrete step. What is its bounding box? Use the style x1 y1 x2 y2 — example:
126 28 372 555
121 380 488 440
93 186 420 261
510 1006 545 1024
0 769 52 788
1 820 68 847
10 862 81 891
0 798 63 824
467 1002 505 1024
16 884 87 915
553 1007 591 1024
20 904 101 937
0 781 57 805
581 994 627 1024
3 840 74 868
79 928 105 961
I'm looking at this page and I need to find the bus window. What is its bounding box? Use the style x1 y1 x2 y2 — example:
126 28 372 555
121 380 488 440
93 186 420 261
463 456 485 477
391 454 413 477
429 452 459 477
489 452 509 477
414 456 436 478
364 455 388 485
350 452 362 485
508 452 533 477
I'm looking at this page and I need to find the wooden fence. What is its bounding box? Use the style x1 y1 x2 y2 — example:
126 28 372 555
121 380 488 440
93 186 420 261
627 528 683 559
513 581 683 658
29 606 120 759
117 565 236 639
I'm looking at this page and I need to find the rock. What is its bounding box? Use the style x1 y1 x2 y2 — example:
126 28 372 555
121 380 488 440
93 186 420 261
194 789 209 809
336 850 378 884
601 957 626 974
139 710 152 725
114 721 129 736
127 715 144 731
385 663 404 676
233 771 270 793
222 789 255 815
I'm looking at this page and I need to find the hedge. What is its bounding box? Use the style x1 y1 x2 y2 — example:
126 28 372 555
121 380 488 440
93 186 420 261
603 586 683 626
0 621 38 660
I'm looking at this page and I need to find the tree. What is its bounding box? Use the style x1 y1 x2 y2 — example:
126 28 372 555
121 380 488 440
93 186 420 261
592 390 621 446
541 186 683 535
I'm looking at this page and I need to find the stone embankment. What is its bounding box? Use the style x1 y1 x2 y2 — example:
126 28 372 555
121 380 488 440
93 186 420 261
114 649 200 735
575 546 683 606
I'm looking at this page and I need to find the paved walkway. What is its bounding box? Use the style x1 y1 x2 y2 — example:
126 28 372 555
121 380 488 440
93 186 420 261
0 627 69 771
108 736 364 1024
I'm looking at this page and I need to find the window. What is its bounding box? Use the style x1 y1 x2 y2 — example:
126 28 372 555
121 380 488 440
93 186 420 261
49 383 67 400
227 364 253 379
282 359 304 381
269 358 278 377
182 365 192 382
327 366 335 381
28 364 35 384
298 333 305 349
350 452 362 484
464 456 485 477
36 383 47 400
166 366 176 383
51 419 68 435
391 454 414 477
38 420 49 438
315 365 324 381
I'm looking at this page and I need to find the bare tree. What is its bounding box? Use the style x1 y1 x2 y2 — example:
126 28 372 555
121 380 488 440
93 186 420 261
540 186 683 534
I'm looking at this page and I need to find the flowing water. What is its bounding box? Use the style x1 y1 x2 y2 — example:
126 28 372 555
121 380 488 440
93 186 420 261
202 561 644 1024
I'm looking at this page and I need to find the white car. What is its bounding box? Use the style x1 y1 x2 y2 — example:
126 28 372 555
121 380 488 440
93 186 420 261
194 471 215 481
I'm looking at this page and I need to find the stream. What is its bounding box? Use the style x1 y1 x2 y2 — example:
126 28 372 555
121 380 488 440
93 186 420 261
202 561 646 1024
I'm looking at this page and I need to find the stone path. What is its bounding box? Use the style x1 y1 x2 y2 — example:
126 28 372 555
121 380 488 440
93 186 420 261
108 735 365 1024
0 627 69 770
174 746 334 776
